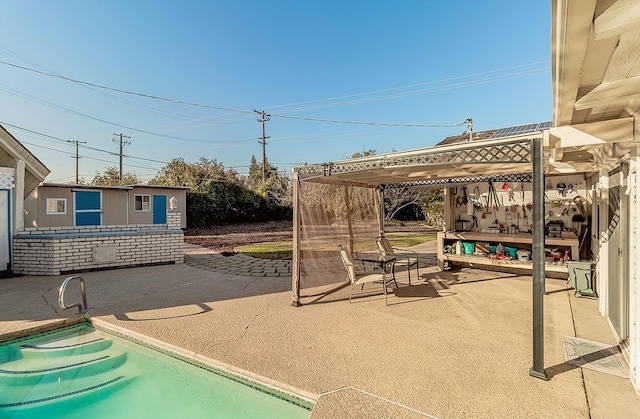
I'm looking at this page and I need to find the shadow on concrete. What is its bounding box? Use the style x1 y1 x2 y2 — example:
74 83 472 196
0 263 292 328
545 345 622 379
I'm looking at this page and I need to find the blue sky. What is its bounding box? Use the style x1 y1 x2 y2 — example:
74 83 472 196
0 1 551 183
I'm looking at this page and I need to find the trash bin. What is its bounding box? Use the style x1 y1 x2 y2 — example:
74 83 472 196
567 260 593 289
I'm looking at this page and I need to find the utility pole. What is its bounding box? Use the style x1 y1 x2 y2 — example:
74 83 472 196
254 110 270 182
112 133 131 182
68 140 87 184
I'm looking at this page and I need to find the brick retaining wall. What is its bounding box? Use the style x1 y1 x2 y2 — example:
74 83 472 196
13 212 184 276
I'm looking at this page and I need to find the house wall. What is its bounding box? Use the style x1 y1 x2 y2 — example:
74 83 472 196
24 186 74 227
127 187 187 228
24 186 186 228
590 150 639 392
630 145 639 391
102 189 128 225
24 187 129 227
12 211 183 276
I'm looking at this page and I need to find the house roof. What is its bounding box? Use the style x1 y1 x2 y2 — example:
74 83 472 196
41 183 133 190
550 0 640 172
436 129 497 146
125 184 189 190
0 124 50 196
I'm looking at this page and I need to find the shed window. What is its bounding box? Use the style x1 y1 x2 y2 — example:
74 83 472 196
46 198 67 214
134 195 151 211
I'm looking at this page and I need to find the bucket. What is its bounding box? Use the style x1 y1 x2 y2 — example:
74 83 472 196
462 242 475 255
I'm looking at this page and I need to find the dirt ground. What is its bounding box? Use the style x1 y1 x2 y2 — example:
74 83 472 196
184 221 293 253
183 220 436 253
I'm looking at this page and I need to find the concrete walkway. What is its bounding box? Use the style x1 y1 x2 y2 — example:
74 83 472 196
1 241 639 418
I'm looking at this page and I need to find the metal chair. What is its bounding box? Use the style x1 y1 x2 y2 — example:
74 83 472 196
375 236 419 285
573 266 597 298
338 245 391 305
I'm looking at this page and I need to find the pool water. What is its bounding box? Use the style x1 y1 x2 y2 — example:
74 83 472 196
0 324 312 418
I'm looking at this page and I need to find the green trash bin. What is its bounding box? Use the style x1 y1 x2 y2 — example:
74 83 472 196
567 260 593 289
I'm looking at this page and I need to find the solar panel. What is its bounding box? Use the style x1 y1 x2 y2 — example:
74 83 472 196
490 121 551 139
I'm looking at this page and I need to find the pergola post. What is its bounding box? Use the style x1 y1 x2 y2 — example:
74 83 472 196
378 186 385 236
530 136 548 380
344 186 354 254
291 171 302 307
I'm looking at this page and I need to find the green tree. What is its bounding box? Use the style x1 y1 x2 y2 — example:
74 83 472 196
150 156 291 227
350 149 376 158
92 167 140 186
149 157 232 191
245 155 290 207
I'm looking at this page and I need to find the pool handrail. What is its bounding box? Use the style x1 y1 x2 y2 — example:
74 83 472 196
59 275 91 315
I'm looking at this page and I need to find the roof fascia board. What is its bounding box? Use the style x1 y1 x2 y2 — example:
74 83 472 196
552 0 598 125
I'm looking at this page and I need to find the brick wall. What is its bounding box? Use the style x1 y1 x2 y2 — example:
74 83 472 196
13 217 184 276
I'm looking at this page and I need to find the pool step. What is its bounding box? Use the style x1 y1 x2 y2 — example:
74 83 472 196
0 326 136 411
0 352 127 385
0 371 132 410
19 337 113 358
0 328 110 363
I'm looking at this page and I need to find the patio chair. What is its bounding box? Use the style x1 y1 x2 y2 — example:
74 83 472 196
573 266 598 298
375 236 419 285
338 245 391 305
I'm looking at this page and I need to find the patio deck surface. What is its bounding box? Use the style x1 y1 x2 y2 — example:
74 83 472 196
1 241 638 418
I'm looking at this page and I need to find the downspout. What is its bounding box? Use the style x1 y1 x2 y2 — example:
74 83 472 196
291 171 301 307
530 136 548 380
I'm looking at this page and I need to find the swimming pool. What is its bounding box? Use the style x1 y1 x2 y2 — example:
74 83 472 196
0 322 312 418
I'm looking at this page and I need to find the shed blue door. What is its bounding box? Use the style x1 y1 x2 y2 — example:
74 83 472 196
153 195 166 224
75 191 101 226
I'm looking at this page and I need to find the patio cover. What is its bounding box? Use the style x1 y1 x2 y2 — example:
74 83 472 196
292 132 548 379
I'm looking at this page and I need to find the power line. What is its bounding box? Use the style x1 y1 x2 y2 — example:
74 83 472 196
0 59 547 129
19 140 159 170
0 84 245 143
0 60 254 114
268 115 467 127
258 60 550 111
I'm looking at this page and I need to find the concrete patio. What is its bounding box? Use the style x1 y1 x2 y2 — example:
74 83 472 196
1 241 638 418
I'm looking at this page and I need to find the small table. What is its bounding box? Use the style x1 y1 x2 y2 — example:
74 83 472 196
355 254 397 287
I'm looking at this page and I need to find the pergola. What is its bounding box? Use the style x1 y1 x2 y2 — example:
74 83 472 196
292 131 550 379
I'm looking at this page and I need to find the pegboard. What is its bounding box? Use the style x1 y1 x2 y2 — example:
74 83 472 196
451 174 588 234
